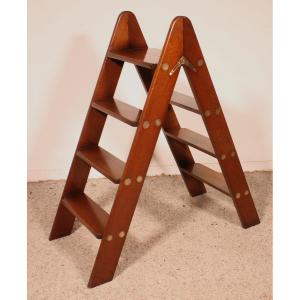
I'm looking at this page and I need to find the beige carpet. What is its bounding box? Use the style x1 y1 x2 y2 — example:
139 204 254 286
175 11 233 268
28 172 272 299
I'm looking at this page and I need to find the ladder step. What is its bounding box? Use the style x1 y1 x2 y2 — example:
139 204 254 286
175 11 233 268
62 193 109 239
180 163 230 196
77 146 125 183
107 48 161 69
171 91 201 114
165 128 216 157
92 99 141 127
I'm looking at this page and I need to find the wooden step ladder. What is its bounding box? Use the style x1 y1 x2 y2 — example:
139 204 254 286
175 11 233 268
49 11 260 288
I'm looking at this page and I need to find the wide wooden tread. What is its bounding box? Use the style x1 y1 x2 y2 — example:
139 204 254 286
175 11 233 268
107 48 161 69
180 163 230 196
62 193 109 239
171 91 201 114
92 99 141 127
165 128 216 157
77 146 125 183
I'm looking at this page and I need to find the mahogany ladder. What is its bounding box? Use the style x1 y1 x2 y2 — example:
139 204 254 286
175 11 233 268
49 11 260 288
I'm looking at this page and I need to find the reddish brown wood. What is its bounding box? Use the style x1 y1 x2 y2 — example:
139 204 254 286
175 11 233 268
107 48 161 69
181 163 230 196
92 99 141 126
76 146 125 183
62 193 109 239
49 11 260 289
171 91 201 114
165 127 215 157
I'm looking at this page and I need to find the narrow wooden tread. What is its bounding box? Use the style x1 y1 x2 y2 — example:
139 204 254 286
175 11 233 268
62 193 109 239
92 99 141 127
171 91 201 114
180 163 230 196
164 128 216 157
107 48 161 69
77 146 125 183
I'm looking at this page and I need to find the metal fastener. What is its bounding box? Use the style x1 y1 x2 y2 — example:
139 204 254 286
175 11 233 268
136 176 143 183
143 121 150 129
230 151 235 157
124 178 131 186
162 63 169 71
221 154 226 160
106 234 113 241
155 119 162 127
215 108 221 115
244 190 249 196
235 193 241 199
197 59 204 67
204 110 211 117
118 231 125 238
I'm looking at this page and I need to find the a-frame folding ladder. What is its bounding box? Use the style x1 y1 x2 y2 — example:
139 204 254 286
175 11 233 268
49 11 260 288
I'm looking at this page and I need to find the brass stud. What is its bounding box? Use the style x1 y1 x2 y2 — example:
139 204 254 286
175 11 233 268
162 63 169 71
155 119 162 127
143 121 150 129
244 190 249 196
215 108 221 115
230 151 236 157
204 110 211 117
197 59 204 67
124 178 131 186
118 231 126 238
221 154 226 160
136 176 143 183
106 234 113 241
235 193 241 199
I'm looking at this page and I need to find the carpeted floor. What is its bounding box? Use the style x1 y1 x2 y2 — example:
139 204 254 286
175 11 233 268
28 172 272 299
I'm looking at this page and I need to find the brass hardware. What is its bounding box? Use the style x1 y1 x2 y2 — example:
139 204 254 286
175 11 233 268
162 63 169 71
197 59 204 67
106 235 113 241
215 108 221 115
230 151 235 157
169 56 197 76
244 190 249 196
118 231 125 238
124 178 131 186
204 110 211 117
155 119 162 127
143 121 150 129
136 176 143 183
221 154 226 160
235 193 241 199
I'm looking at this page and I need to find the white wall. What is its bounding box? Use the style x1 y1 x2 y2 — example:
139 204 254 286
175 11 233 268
28 0 272 181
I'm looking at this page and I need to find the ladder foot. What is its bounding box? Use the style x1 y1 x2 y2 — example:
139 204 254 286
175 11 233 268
49 201 75 241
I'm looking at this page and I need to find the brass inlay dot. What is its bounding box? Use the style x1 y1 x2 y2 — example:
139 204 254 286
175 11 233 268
106 234 113 241
215 108 221 115
221 154 226 160
119 231 126 238
235 193 241 199
124 178 131 186
230 151 236 157
162 63 169 71
204 110 211 117
143 121 150 129
197 59 204 67
136 176 143 183
155 119 162 127
244 190 249 196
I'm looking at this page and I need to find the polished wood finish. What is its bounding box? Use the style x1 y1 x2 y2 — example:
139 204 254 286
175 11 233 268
92 99 141 127
171 91 201 114
165 128 215 157
49 11 260 288
181 163 230 196
76 146 125 183
107 48 161 69
62 193 109 239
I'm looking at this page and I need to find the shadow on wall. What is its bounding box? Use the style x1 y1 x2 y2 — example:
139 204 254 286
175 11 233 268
28 35 101 179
